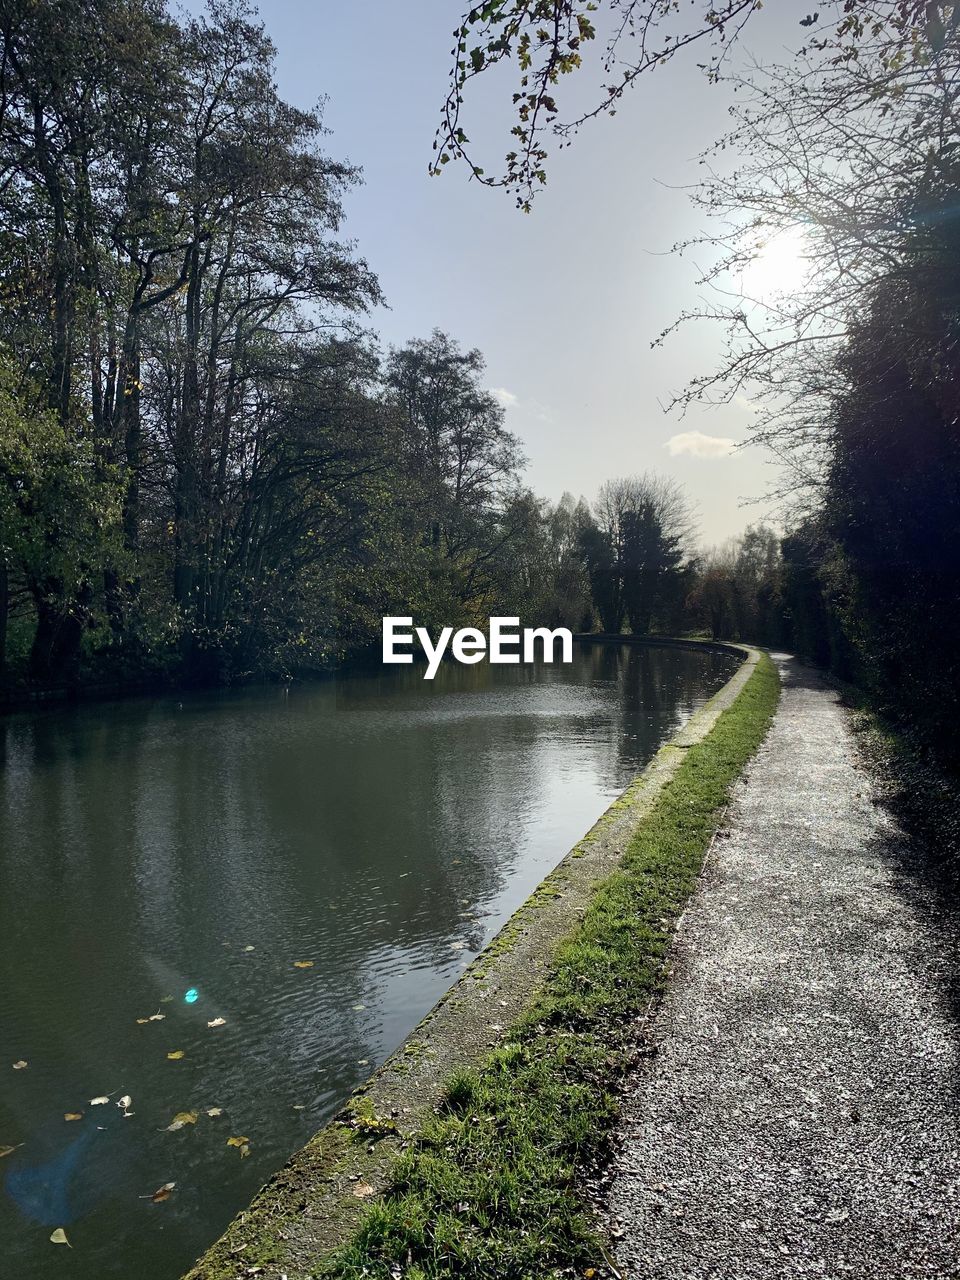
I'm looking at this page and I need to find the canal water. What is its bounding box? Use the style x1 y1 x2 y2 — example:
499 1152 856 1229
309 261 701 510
0 641 737 1278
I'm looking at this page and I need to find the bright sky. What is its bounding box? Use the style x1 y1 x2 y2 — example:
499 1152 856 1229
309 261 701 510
182 1 809 545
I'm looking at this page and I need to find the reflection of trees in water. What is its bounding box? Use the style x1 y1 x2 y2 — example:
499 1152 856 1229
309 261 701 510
0 644 737 1278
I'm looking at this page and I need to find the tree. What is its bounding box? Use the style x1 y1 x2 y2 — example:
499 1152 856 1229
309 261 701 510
433 3 950 209
0 365 121 681
590 473 693 635
385 330 525 624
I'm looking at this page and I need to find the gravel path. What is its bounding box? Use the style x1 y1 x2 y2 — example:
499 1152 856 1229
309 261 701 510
607 654 960 1279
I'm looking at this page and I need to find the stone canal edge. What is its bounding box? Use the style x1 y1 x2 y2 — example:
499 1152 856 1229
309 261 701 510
183 640 761 1280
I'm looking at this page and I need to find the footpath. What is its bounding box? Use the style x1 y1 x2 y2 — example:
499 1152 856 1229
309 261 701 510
608 655 960 1279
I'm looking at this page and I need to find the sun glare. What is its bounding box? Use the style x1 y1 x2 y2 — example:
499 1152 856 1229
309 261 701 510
739 225 812 301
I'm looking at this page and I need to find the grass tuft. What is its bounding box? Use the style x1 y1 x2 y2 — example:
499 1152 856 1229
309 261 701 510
321 653 780 1279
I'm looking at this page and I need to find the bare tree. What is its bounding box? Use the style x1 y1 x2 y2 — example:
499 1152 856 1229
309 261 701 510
433 3 952 209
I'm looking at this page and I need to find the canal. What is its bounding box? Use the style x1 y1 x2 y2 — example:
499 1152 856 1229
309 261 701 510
0 641 738 1278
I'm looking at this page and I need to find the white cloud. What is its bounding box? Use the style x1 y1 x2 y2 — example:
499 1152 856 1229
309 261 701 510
489 386 518 407
664 431 737 459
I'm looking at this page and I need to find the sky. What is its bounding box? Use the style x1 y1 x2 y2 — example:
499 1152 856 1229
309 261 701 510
181 1 809 546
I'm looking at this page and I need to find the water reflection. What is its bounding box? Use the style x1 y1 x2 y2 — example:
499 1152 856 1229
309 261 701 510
0 642 736 1278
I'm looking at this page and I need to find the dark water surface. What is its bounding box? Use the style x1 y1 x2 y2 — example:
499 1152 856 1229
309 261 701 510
0 642 737 1278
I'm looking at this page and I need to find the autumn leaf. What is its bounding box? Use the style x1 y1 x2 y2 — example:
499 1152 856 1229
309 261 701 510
243 945 255 953
136 1011 166 1024
89 1096 110 1106
117 1095 134 1116
64 1112 83 1122
146 1182 176 1203
352 1181 374 1198
293 960 313 969
12 1060 27 1070
207 1017 226 1028
164 1111 198 1131
166 1050 185 1060
226 1135 251 1156
205 1107 223 1118
49 1228 70 1247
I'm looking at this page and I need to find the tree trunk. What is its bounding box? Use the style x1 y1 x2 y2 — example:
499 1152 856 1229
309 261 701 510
0 558 8 681
29 582 85 686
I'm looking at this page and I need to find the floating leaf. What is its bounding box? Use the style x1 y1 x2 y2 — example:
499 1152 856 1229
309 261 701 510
117 1095 134 1116
352 1181 375 1198
205 1107 223 1118
226 1135 251 1155
137 1011 166 1024
207 1017 226 1028
12 1061 27 1070
293 960 313 969
352 1004 365 1011
243 945 255 953
164 1111 199 1132
166 1050 185 1060
149 1182 176 1203
64 1112 83 1122
89 1096 110 1106
49 1228 70 1247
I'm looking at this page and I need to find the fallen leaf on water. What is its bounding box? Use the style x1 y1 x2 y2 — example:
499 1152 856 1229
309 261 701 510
148 1182 176 1203
226 1136 251 1155
117 1095 134 1116
12 1061 27 1070
49 1228 70 1247
205 1107 223 1118
292 1104 305 1110
243 945 255 952
164 1111 199 1132
166 1050 185 1060
293 960 313 969
137 1010 166 1024
352 1182 374 1198
352 1004 365 1011
64 1112 83 1122
357 1059 369 1066
89 1096 110 1106
207 1018 226 1028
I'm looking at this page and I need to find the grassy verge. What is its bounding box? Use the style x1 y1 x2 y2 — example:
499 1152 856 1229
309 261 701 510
320 652 780 1280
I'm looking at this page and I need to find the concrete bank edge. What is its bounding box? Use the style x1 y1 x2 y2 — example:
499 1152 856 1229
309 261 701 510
184 641 762 1279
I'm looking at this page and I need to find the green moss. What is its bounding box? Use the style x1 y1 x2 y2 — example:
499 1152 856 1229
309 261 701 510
318 653 780 1279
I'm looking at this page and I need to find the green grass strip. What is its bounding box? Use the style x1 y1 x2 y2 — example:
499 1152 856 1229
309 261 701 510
322 653 781 1280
